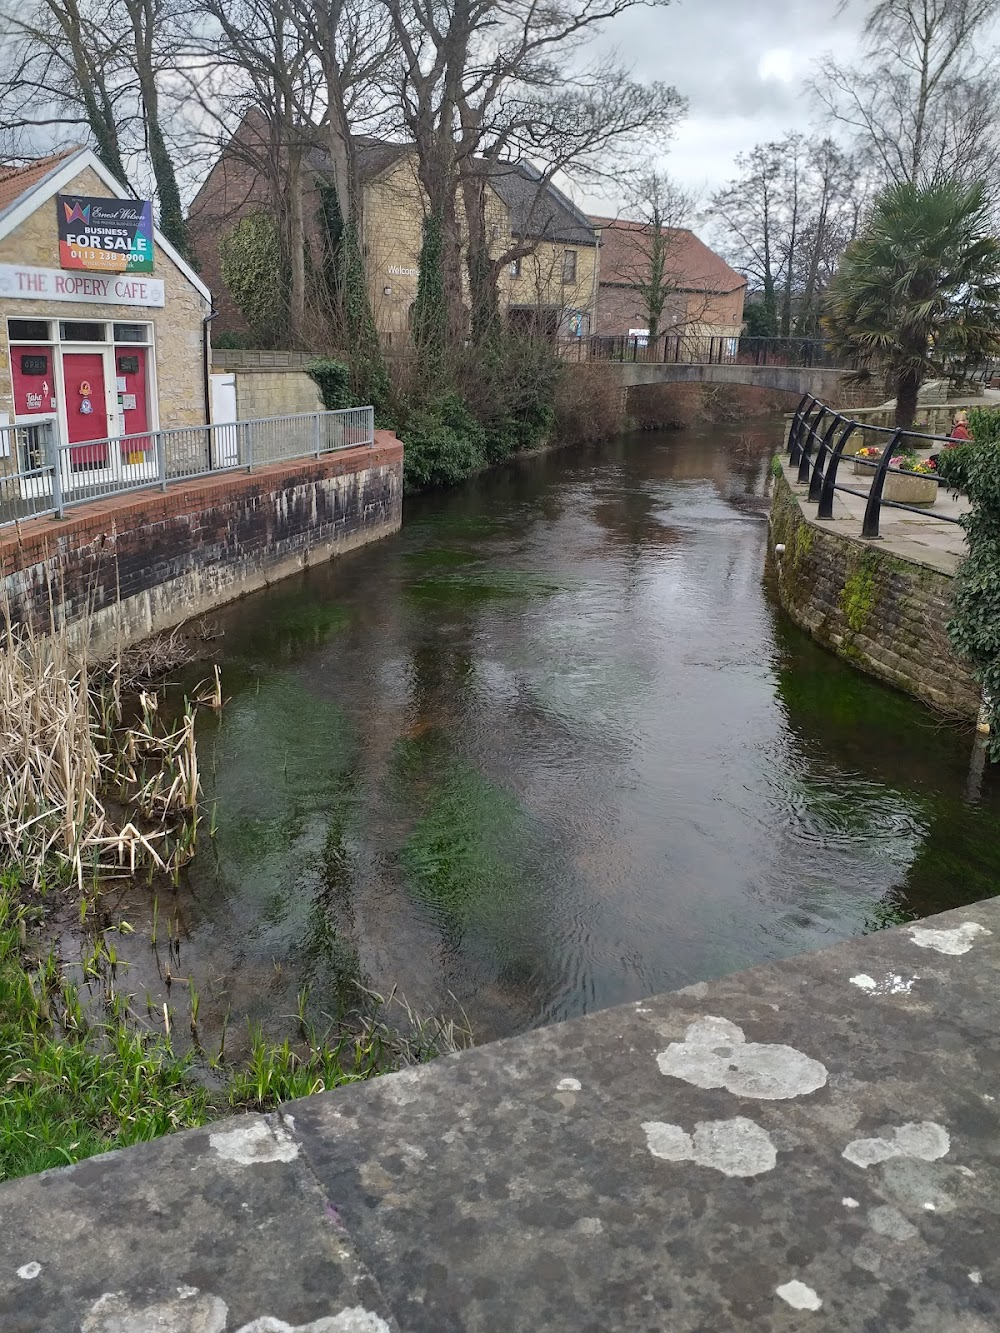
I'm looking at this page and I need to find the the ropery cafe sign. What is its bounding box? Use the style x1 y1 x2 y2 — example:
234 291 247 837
57 194 154 273
0 264 164 307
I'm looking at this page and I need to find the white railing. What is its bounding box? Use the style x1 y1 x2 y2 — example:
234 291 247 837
0 407 375 528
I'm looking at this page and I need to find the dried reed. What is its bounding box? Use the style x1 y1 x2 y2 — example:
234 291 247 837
0 610 216 892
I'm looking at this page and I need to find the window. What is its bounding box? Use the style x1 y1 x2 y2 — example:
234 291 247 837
562 250 577 284
59 321 106 342
8 319 51 342
113 323 151 343
509 257 522 279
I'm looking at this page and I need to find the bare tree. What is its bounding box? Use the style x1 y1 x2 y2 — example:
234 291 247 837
818 0 1000 188
381 0 685 342
0 0 191 250
604 173 699 339
710 133 863 339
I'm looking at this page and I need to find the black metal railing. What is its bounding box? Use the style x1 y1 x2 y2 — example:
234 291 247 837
786 393 964 539
564 334 842 368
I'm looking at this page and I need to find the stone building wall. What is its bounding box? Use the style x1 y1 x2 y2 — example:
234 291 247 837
0 433 403 651
769 470 979 719
231 369 323 420
0 165 210 428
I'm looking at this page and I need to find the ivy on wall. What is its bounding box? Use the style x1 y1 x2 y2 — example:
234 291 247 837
948 422 1000 754
219 211 288 346
411 213 448 358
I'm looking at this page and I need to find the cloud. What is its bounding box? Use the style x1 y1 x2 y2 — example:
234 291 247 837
582 0 866 207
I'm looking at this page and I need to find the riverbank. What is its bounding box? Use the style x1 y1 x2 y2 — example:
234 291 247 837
7 422 1000 1189
769 458 979 719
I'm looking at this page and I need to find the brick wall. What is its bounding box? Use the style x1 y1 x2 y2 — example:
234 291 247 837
0 165 210 428
595 283 744 338
769 469 979 719
1 432 403 650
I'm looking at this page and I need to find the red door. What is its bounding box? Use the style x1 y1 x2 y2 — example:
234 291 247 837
63 352 110 467
115 346 150 461
10 346 55 419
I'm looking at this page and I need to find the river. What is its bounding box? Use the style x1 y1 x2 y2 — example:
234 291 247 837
112 422 1000 1047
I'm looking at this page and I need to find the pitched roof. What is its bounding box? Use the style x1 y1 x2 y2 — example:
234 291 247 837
306 136 410 185
591 216 745 294
488 161 597 246
0 146 211 303
0 147 81 216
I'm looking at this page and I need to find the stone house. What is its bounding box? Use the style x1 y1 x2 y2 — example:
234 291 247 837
590 216 745 348
0 146 212 478
187 119 599 347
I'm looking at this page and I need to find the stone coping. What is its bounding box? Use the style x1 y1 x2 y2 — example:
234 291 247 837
2 895 999 1331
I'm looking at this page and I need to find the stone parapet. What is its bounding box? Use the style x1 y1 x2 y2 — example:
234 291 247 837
2 895 1000 1330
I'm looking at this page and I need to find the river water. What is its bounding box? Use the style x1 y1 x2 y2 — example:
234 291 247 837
118 423 1000 1046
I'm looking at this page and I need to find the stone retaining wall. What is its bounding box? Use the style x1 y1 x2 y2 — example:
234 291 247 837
769 470 980 719
0 432 403 650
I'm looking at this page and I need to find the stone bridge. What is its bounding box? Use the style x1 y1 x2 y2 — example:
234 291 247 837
605 358 851 401
3 896 999 1332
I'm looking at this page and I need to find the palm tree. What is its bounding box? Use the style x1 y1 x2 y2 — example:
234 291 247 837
823 180 1000 428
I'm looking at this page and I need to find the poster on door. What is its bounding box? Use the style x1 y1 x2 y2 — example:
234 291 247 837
57 195 154 273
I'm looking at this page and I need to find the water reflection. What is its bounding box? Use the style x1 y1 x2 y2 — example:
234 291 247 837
119 423 999 1048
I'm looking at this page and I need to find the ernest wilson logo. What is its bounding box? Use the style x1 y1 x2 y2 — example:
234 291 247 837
62 201 91 224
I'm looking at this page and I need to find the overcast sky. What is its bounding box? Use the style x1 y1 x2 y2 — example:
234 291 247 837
582 0 864 212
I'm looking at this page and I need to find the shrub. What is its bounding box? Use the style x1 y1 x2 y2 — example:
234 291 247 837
935 441 975 492
307 358 353 411
551 363 625 445
949 424 1000 753
399 393 487 491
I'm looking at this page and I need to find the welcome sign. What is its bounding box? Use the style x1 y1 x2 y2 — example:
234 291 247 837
57 195 154 274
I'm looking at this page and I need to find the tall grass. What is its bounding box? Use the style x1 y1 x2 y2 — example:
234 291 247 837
0 611 213 891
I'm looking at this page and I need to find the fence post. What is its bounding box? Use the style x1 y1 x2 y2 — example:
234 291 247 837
861 428 902 539
366 407 375 446
817 421 856 519
314 412 322 459
796 407 825 481
47 425 65 519
808 415 841 502
156 432 168 492
245 423 253 473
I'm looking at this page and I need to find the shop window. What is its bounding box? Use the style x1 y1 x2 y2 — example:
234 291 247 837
562 250 577 284
8 319 52 342
113 323 151 343
59 321 106 342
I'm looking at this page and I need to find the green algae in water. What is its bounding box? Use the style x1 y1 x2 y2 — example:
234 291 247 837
407 570 565 607
402 547 484 570
400 760 540 936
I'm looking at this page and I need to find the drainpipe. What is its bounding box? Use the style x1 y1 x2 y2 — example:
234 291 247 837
202 307 218 426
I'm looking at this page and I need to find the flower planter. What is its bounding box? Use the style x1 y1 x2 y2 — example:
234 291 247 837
853 458 937 504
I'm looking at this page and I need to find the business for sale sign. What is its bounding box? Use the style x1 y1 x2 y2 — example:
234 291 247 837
57 195 154 273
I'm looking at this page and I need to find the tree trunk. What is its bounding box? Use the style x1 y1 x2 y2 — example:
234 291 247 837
287 148 307 346
462 174 501 342
895 368 922 430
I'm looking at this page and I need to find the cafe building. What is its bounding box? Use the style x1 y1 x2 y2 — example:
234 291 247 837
0 147 212 479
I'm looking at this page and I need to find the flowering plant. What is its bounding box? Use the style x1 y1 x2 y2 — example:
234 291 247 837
890 451 935 475
855 445 882 459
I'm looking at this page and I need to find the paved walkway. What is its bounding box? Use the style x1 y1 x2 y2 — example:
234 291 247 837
2 897 999 1331
780 454 969 575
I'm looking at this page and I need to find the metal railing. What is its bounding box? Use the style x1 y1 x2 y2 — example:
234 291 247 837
786 394 963 539
561 334 842 368
0 406 375 529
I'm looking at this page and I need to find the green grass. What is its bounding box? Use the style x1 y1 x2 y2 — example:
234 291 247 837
0 883 210 1180
0 861 462 1184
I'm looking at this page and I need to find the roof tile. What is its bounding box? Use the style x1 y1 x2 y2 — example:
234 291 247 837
591 216 745 295
0 148 81 215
